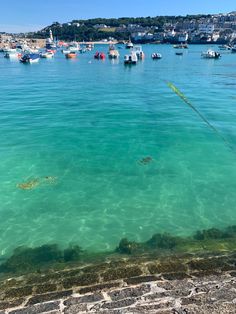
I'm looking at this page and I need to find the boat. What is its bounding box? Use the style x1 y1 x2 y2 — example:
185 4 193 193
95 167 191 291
40 51 54 58
132 45 145 60
218 44 231 50
151 53 162 59
108 44 119 59
65 52 77 59
231 46 236 53
4 49 21 59
124 51 138 65
173 43 188 49
20 53 40 63
125 39 133 49
94 52 106 60
176 52 183 56
201 49 221 59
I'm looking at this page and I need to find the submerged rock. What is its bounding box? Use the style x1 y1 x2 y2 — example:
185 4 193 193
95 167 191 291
139 156 153 165
193 228 232 241
116 238 140 254
146 233 178 249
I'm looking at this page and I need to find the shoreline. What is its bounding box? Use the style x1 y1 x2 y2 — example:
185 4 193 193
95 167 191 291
0 251 235 313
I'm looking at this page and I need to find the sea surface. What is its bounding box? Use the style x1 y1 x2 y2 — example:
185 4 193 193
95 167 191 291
1 44 236 256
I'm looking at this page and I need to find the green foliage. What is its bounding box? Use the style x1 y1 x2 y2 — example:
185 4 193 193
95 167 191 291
28 14 211 41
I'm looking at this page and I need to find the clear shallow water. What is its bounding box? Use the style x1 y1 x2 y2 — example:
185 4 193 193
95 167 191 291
1 44 236 256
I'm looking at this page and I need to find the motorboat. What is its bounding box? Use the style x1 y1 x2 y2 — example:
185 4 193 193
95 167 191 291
201 49 221 59
40 51 54 58
94 52 106 60
151 53 162 60
231 45 236 53
108 44 119 59
176 52 183 56
65 52 77 59
173 43 188 49
218 44 231 50
4 49 21 59
132 45 145 60
125 39 133 49
124 51 138 65
20 53 40 63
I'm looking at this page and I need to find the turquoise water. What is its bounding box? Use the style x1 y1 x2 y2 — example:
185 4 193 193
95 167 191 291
1 45 236 256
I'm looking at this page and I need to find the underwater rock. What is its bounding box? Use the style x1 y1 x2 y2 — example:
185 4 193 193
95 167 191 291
0 245 63 273
139 156 153 165
146 233 178 249
193 228 232 241
116 238 140 254
64 245 82 262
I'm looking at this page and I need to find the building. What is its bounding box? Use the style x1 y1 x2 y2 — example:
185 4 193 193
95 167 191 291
198 24 215 34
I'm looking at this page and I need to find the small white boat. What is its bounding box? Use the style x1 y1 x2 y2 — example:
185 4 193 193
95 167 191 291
4 49 21 59
151 53 162 59
124 51 138 65
40 51 54 58
201 49 221 59
108 45 120 59
132 45 145 60
126 40 133 49
20 53 40 63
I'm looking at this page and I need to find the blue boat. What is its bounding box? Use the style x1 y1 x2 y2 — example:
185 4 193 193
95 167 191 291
20 53 40 63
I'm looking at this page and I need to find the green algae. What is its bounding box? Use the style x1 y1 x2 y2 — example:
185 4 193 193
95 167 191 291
0 226 236 277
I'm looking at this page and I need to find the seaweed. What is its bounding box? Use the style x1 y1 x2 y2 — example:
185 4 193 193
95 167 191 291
194 227 236 241
116 238 140 254
64 245 82 262
0 245 63 273
146 233 178 249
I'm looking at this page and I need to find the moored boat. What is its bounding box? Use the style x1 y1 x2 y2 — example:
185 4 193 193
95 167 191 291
108 45 119 59
65 52 77 59
151 53 162 59
124 51 138 65
231 46 236 53
176 52 183 56
125 39 133 49
20 53 40 63
40 51 54 58
132 45 145 60
201 49 221 59
94 52 106 60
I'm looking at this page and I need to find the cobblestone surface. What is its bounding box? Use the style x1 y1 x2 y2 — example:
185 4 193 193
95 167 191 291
0 253 236 313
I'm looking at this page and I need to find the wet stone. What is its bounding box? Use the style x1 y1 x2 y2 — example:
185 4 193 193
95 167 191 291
77 282 122 294
125 275 158 285
64 304 88 314
102 266 142 282
109 285 151 301
62 273 99 289
9 301 60 314
64 293 103 306
0 299 25 310
101 298 136 309
27 290 72 305
162 272 191 280
4 286 33 299
34 283 58 294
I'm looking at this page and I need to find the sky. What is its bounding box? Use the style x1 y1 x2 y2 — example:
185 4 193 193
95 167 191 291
0 0 235 33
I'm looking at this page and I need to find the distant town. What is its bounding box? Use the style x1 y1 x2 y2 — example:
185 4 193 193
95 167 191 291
1 11 236 45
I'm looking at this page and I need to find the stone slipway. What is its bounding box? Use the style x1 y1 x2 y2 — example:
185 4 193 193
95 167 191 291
0 253 236 313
